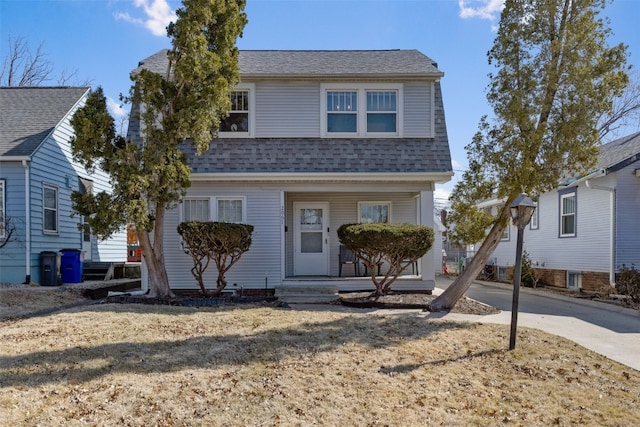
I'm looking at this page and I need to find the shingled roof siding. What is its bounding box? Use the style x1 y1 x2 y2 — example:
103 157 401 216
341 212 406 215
0 87 90 157
134 49 443 79
598 131 640 171
183 138 451 174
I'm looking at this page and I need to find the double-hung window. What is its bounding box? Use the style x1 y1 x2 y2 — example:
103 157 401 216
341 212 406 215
43 184 58 234
559 190 576 237
322 84 402 137
0 179 5 239
219 84 254 137
182 197 245 223
358 201 390 224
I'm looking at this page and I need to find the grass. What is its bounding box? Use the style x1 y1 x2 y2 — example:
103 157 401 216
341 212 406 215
1 297 639 426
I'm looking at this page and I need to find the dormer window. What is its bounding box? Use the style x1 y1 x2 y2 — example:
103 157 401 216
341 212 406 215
219 84 255 137
321 83 403 137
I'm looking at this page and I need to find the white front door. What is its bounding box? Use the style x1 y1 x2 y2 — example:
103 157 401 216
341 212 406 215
293 202 329 276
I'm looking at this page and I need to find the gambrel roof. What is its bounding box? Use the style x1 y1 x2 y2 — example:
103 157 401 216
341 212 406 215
134 49 444 79
0 86 89 157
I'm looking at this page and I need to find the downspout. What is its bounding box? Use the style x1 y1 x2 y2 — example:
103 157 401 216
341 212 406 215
585 178 616 287
22 160 31 284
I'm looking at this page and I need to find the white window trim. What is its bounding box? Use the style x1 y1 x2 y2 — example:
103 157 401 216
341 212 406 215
215 196 247 223
560 192 576 237
358 201 392 223
181 197 212 222
218 83 255 138
43 184 59 234
501 225 510 241
530 200 539 230
320 83 403 138
0 179 5 239
567 271 582 290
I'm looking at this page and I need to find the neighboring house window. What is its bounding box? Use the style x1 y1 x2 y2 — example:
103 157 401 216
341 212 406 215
183 198 210 221
501 225 510 241
218 84 255 137
559 189 576 237
567 271 582 290
358 202 390 223
43 184 58 233
530 200 539 230
321 83 402 137
217 197 245 223
0 179 5 239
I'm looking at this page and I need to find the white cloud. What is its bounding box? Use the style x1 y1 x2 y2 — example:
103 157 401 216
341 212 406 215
115 0 176 37
458 0 504 23
107 97 127 119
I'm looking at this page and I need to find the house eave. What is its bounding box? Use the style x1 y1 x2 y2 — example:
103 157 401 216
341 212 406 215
190 171 453 184
0 155 31 162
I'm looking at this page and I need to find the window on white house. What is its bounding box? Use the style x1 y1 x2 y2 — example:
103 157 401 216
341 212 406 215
327 91 358 133
0 179 5 239
217 198 245 223
43 184 58 233
322 84 402 137
530 200 539 230
358 202 390 223
366 91 397 133
183 198 210 222
218 85 254 137
501 225 510 241
560 191 576 237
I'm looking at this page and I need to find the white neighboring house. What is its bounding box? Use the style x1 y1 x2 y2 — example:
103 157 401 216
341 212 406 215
127 49 454 294
476 132 640 291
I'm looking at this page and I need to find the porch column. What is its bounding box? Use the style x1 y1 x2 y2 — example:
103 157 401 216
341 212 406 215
419 191 435 291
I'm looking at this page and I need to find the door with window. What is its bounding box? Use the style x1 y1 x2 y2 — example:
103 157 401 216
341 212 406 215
293 203 329 276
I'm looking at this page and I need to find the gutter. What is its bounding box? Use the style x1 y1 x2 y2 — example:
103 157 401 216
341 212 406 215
190 171 454 184
585 177 616 287
22 160 31 284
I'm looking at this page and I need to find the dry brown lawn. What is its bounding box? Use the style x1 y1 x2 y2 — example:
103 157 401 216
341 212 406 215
1 290 639 426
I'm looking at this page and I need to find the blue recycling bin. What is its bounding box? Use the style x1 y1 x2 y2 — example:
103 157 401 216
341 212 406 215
60 249 83 283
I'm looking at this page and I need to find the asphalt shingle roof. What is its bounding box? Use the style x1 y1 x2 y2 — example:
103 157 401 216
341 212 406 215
598 131 640 171
134 49 444 78
0 86 89 157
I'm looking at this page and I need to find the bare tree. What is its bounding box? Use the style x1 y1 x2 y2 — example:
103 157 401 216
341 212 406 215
1 35 91 87
599 71 640 140
0 215 18 250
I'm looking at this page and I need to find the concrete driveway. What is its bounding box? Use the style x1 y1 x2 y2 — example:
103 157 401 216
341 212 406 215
431 276 640 372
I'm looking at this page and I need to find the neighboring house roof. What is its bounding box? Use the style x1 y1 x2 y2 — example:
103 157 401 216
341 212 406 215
0 86 90 157
598 131 640 172
133 49 444 79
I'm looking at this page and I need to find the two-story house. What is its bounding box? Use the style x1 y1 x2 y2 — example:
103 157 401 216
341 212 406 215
128 49 453 294
0 87 127 285
475 131 640 291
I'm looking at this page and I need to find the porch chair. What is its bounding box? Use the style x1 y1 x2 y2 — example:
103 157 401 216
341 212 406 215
339 244 361 277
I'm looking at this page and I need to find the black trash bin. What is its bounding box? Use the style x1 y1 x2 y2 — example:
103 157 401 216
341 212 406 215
60 249 83 283
40 251 59 286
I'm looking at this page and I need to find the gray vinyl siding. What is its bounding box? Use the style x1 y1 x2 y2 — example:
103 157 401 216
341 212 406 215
403 82 433 137
250 80 434 138
254 81 320 137
0 162 27 283
285 192 417 277
615 164 640 268
163 183 282 289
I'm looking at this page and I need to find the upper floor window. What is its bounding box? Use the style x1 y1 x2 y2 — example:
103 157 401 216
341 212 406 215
358 201 390 223
218 84 255 137
559 190 576 237
43 184 58 234
321 83 402 137
0 179 5 239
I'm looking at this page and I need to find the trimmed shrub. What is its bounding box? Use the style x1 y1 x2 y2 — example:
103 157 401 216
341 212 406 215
177 221 253 295
337 223 434 296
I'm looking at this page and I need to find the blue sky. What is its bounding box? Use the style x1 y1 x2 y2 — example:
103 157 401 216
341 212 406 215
2 0 638 206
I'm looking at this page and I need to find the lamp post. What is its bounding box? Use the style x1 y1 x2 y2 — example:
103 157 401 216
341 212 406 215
509 193 537 350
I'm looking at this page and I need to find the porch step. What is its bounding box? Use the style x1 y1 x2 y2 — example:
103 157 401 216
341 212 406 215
83 262 112 281
275 285 339 304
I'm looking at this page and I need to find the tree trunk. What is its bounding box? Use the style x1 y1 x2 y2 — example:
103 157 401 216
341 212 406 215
137 229 175 299
428 199 515 311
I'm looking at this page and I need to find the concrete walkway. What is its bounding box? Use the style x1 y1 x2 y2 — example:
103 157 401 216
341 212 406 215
429 276 640 372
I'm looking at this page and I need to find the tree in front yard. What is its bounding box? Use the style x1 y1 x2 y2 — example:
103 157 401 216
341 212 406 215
338 223 434 297
428 0 630 311
177 221 253 296
70 0 247 299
